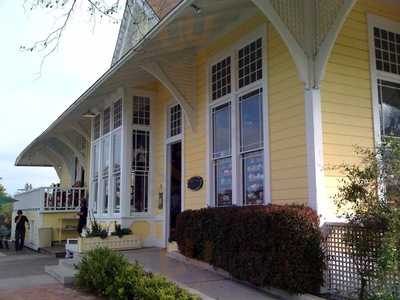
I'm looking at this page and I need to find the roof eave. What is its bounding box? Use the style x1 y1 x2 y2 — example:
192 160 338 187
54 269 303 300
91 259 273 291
15 0 193 167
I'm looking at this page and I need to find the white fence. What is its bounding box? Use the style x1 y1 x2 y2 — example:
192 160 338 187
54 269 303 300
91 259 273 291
15 187 87 212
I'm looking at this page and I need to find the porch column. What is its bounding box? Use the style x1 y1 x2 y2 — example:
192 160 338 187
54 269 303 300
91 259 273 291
304 88 327 222
120 89 132 226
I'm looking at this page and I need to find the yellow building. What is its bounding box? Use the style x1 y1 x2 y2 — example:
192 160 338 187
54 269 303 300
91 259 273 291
15 0 400 249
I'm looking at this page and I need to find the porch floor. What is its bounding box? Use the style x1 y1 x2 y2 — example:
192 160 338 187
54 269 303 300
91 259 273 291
123 248 276 300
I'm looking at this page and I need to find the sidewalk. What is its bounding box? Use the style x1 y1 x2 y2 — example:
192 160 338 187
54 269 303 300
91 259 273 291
123 248 276 300
0 249 102 300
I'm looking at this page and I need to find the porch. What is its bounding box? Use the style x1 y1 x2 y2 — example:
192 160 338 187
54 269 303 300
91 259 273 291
12 186 88 250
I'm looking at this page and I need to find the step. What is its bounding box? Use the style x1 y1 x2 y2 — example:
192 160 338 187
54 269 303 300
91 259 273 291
45 264 77 286
59 257 81 269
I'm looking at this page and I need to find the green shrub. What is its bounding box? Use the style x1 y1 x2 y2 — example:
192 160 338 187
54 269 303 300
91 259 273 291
176 205 324 294
86 218 108 239
75 247 128 295
76 248 199 300
111 223 132 238
110 262 198 300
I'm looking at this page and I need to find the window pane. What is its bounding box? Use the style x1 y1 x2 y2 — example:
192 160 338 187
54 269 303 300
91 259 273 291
133 96 150 125
94 115 100 139
211 57 231 100
114 175 120 213
113 99 122 129
379 80 400 137
130 172 148 213
240 89 263 152
93 144 99 178
212 103 231 158
242 151 264 205
103 179 109 213
169 104 182 137
103 107 111 134
92 180 98 213
112 131 121 172
374 27 400 75
132 130 150 171
102 136 110 175
238 38 263 88
214 158 232 206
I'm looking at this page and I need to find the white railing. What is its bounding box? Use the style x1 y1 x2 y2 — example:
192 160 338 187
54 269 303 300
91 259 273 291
43 187 87 211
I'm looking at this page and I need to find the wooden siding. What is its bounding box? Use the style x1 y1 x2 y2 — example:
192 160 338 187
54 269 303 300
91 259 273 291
267 27 308 205
321 0 400 217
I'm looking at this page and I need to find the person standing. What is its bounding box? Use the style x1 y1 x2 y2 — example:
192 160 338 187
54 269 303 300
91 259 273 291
77 199 88 236
14 210 29 251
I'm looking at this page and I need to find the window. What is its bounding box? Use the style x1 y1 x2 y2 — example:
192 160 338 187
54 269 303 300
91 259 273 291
133 96 150 125
378 80 400 138
94 115 100 140
131 129 150 213
211 57 231 100
113 175 120 213
371 22 400 141
103 107 111 134
102 137 110 176
113 99 122 129
212 103 232 206
209 36 265 207
93 144 99 178
92 143 99 213
112 131 121 213
169 104 182 137
239 89 264 205
92 180 98 213
91 98 123 216
238 38 262 88
112 131 121 172
374 27 400 75
103 179 109 213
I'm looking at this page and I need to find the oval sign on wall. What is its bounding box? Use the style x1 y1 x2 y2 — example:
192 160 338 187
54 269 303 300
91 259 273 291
187 176 203 191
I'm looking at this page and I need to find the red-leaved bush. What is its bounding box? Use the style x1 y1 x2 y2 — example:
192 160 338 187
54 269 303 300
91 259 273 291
176 205 324 294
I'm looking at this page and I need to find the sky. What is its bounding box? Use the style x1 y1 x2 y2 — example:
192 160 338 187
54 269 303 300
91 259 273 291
0 0 122 195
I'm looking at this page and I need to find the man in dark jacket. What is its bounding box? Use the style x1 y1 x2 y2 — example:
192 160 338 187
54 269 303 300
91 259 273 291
14 210 29 251
77 199 88 236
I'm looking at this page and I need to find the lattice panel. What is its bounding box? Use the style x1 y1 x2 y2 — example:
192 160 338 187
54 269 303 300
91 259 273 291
324 223 400 298
316 0 343 48
270 0 306 50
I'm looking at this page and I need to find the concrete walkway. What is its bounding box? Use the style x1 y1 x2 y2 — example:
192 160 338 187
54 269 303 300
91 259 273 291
123 248 276 300
0 249 102 300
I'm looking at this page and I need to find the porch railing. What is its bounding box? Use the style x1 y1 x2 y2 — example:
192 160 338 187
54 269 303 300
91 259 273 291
43 187 87 211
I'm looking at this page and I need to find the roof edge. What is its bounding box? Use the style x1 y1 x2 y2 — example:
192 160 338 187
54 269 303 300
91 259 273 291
15 0 192 167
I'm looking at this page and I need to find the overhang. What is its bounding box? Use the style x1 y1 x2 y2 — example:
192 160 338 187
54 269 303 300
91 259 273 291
15 0 259 167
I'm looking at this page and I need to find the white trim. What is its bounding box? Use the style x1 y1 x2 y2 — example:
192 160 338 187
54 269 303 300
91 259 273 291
368 14 400 145
164 100 185 246
250 0 308 83
129 89 156 217
54 135 85 170
140 63 196 129
305 88 327 221
206 25 270 207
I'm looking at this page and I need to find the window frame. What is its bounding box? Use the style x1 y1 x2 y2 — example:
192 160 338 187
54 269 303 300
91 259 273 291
206 25 270 207
368 14 400 144
130 93 153 216
90 97 123 217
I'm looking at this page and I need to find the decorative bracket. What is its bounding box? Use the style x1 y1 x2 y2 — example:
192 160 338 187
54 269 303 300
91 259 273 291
54 135 86 168
140 62 196 129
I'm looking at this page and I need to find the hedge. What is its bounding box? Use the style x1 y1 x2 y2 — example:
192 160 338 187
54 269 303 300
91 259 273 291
176 205 325 294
